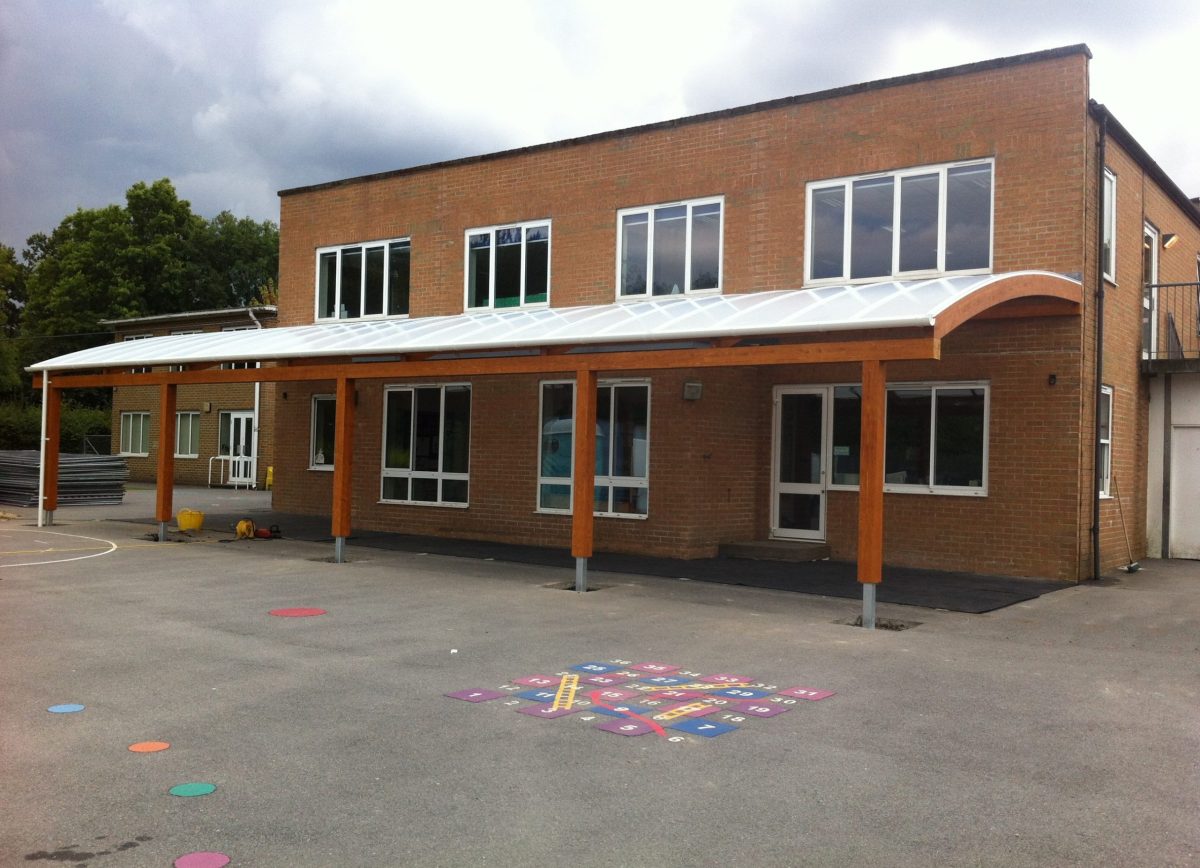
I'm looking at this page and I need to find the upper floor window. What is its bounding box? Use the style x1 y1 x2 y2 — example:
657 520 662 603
618 197 722 298
465 221 550 310
124 333 152 374
317 238 411 320
1102 169 1117 282
806 160 993 284
220 325 258 370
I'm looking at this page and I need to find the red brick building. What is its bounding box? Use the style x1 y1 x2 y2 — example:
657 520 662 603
32 45 1200 582
105 307 277 489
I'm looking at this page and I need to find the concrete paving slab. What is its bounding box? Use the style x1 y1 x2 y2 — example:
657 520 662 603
1 511 1197 866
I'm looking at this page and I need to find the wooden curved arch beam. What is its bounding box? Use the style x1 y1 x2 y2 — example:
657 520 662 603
933 272 1082 339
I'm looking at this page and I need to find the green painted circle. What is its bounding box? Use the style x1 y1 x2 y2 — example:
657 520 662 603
169 782 217 797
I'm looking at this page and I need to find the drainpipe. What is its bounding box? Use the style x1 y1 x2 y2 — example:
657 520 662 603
248 308 262 489
1092 110 1108 580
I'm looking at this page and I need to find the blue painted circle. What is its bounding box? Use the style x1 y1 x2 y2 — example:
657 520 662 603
47 703 85 714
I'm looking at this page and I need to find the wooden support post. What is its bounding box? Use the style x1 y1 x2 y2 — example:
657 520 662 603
857 359 886 588
42 384 62 525
331 376 355 562
156 383 177 540
571 369 598 590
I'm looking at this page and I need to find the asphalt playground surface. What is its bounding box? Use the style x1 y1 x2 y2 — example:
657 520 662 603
2 489 1198 866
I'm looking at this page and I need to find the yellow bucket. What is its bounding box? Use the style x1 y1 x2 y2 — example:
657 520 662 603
177 509 205 532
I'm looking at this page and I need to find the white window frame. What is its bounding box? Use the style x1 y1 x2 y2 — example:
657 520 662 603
535 379 651 519
804 159 994 285
220 325 259 370
119 412 150 456
174 411 200 458
1102 168 1117 283
124 333 153 374
463 220 551 311
379 383 471 508
1143 222 1159 360
168 329 201 371
310 395 336 471
1098 385 1113 498
315 236 412 321
616 196 724 300
823 381 990 497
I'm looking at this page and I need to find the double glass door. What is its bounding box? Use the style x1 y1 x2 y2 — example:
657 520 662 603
220 411 255 485
772 388 826 540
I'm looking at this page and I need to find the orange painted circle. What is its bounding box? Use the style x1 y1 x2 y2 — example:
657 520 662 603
128 741 171 753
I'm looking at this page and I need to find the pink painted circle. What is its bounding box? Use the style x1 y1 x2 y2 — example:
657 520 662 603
268 607 327 617
174 853 230 868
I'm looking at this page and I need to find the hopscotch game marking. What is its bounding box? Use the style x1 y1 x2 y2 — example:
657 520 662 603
446 659 835 742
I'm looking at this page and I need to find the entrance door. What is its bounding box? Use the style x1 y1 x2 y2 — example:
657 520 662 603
220 411 255 486
1169 425 1200 558
772 387 827 540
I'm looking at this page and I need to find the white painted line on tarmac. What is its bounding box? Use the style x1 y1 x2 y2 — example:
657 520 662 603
0 529 119 569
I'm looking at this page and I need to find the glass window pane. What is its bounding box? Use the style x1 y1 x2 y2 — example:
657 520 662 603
442 478 468 504
1098 390 1111 441
1102 173 1115 278
778 492 821 531
933 388 985 487
382 477 409 501
413 388 442 472
219 413 231 456
621 213 648 296
441 386 471 475
539 483 571 511
652 205 687 295
525 226 549 304
341 248 362 318
946 164 991 271
831 386 862 485
612 486 647 515
364 246 385 315
593 484 610 513
540 383 574 480
611 386 649 478
318 251 337 318
885 389 931 485
779 393 822 485
898 173 939 272
412 477 438 502
468 233 491 308
494 227 522 308
810 185 845 280
850 177 894 279
690 203 720 290
387 241 410 316
313 398 336 466
595 387 611 476
384 390 412 469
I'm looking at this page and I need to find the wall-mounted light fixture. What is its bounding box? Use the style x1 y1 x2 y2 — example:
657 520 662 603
1163 233 1180 249
682 381 703 401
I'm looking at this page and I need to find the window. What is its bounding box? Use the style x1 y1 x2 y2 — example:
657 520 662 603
168 329 200 372
1102 169 1117 282
310 395 336 470
1098 385 1112 498
829 382 988 495
618 197 722 298
119 412 149 456
1143 223 1159 358
175 412 200 458
806 160 993 283
536 380 650 517
220 325 259 370
465 221 550 309
381 384 471 506
317 238 411 320
124 333 152 374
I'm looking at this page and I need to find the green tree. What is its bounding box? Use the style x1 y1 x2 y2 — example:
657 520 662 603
0 244 26 393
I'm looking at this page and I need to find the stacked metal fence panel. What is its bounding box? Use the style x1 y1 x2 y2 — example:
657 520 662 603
0 451 128 507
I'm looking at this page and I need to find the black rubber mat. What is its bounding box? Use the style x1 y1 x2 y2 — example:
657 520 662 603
184 511 1069 614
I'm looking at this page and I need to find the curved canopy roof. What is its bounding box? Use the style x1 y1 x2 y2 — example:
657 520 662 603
31 271 1080 373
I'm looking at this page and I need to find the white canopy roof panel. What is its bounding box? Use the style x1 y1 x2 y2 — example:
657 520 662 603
30 272 1079 372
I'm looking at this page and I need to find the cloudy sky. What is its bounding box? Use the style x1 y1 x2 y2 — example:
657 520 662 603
2 0 1198 252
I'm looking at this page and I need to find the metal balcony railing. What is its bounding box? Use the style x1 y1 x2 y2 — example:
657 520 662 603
1142 282 1200 365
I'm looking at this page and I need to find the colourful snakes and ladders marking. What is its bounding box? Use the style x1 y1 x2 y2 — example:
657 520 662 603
446 659 835 741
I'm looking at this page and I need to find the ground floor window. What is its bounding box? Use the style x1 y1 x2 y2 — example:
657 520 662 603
381 384 471 506
175 412 200 458
1098 385 1112 497
829 381 988 494
119 412 150 456
310 395 335 469
537 380 650 517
